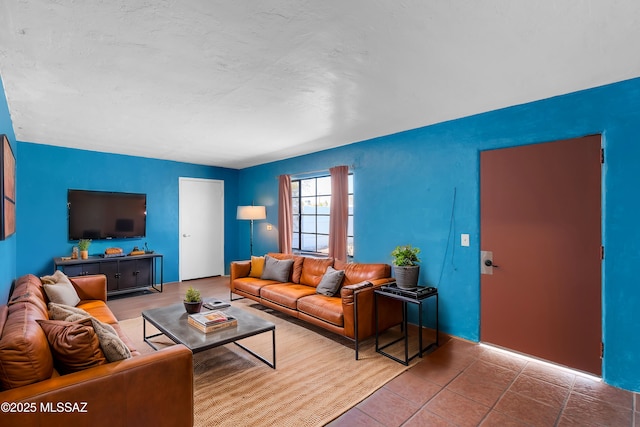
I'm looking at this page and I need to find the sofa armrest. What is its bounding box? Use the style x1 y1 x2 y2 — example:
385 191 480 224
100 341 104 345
0 345 193 427
342 281 373 293
340 278 394 299
70 274 108 302
230 261 251 291
341 278 401 340
341 281 374 340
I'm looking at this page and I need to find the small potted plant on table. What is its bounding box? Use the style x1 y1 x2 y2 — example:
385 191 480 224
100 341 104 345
391 244 421 289
78 239 92 260
184 286 202 314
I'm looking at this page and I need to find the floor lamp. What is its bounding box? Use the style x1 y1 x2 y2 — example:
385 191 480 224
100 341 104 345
237 205 266 256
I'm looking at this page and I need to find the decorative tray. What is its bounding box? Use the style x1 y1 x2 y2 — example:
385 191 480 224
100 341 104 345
380 283 437 298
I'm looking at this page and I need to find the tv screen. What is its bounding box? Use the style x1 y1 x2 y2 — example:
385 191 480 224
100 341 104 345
68 189 146 240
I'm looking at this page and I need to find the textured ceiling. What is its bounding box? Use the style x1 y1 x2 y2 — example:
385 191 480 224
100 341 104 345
0 1 639 169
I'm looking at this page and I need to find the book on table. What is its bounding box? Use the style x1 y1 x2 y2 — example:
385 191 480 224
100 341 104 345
188 310 237 333
202 298 231 310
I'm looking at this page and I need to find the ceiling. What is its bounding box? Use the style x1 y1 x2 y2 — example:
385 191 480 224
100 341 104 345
0 1 639 169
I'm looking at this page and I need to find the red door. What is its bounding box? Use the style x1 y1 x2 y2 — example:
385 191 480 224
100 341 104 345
480 135 602 375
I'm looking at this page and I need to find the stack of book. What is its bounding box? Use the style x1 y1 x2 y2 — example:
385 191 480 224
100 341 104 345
188 310 237 333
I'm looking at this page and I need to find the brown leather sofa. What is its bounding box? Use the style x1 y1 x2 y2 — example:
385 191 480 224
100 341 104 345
0 274 193 427
230 253 402 358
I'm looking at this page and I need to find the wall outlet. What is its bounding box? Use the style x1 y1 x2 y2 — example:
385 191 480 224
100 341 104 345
266 224 273 231
461 234 470 247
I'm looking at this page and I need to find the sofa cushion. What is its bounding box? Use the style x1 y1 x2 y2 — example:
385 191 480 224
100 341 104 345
0 303 54 390
8 291 50 317
77 300 119 324
11 274 48 302
334 260 391 286
0 305 8 336
37 318 107 374
8 275 49 316
261 255 294 282
109 323 141 356
48 303 131 362
41 270 81 306
267 253 304 283
316 266 345 296
260 284 317 310
233 277 281 297
249 256 265 278
297 295 344 327
300 257 334 287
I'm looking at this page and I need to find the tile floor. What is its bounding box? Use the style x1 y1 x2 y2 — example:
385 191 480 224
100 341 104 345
328 338 638 427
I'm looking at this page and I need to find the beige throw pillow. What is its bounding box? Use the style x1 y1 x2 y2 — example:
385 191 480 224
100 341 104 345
41 270 81 306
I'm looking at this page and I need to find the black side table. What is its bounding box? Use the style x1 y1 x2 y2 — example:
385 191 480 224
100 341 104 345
374 283 439 365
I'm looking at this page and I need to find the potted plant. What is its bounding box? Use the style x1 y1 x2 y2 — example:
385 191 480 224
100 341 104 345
77 239 92 260
391 244 421 289
184 286 202 314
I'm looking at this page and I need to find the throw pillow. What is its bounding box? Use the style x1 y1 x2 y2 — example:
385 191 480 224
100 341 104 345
48 303 132 362
261 255 294 282
37 318 107 374
316 266 345 296
249 256 265 278
41 270 81 306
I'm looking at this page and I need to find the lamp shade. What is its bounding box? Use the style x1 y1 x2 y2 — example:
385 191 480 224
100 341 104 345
237 205 266 220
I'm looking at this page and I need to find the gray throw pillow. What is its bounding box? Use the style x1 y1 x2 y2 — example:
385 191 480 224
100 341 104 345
261 255 294 282
316 266 345 296
48 303 131 362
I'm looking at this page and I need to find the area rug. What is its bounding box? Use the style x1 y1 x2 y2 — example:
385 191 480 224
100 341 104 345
119 300 416 427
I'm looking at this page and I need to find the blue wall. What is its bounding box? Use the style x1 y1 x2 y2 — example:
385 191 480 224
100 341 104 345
0 77 16 303
3 68 640 391
15 143 239 284
240 77 640 391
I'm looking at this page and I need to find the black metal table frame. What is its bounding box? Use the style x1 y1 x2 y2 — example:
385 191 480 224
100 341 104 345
142 312 276 369
374 289 439 365
149 254 164 293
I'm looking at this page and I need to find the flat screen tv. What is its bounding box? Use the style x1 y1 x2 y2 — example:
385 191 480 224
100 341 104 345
68 189 146 240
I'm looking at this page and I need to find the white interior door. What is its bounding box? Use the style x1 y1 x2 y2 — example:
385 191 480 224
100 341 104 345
179 178 224 280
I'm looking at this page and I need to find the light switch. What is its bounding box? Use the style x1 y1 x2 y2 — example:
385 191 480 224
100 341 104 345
266 224 273 231
461 234 470 247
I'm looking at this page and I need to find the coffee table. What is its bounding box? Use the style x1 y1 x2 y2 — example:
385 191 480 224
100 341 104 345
142 304 276 368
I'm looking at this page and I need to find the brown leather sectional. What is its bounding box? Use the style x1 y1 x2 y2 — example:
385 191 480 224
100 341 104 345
0 274 193 427
230 253 403 357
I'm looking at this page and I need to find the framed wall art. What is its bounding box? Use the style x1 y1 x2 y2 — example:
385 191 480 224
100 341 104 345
1 134 15 240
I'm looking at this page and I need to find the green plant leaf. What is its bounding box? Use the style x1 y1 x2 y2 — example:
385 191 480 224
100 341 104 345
77 239 92 251
184 286 201 302
391 244 421 266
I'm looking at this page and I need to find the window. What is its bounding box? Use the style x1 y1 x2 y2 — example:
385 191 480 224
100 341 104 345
292 174 354 257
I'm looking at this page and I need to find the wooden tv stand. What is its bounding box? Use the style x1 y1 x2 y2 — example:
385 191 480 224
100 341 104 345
54 253 163 296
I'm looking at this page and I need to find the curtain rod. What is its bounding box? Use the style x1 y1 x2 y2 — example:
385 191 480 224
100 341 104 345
274 164 355 180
